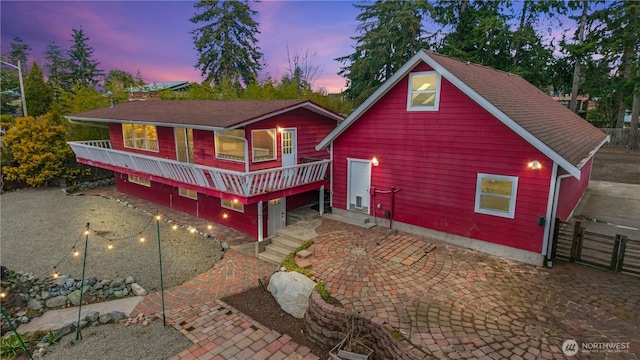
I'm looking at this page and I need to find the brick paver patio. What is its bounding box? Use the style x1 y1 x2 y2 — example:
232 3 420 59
88 186 639 359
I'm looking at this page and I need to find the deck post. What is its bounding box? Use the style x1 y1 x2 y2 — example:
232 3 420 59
319 185 325 216
257 200 263 242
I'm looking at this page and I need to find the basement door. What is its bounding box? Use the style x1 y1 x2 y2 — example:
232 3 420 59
268 197 287 236
347 159 371 214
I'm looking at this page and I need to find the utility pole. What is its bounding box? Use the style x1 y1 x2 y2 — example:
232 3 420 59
1 59 28 117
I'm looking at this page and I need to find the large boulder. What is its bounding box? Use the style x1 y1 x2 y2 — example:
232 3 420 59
268 271 315 319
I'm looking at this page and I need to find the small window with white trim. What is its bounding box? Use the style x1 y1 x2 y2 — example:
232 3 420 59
221 198 244 212
251 129 276 162
474 174 518 218
407 72 440 111
178 187 197 199
128 174 150 187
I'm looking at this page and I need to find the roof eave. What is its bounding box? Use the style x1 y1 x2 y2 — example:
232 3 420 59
64 115 225 132
228 101 344 130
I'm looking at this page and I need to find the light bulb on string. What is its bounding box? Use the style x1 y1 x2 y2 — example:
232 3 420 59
190 228 197 234
73 247 79 257
172 224 178 230
156 215 161 221
140 237 145 243
207 224 213 230
0 292 5 298
53 267 59 279
107 241 114 250
84 230 90 236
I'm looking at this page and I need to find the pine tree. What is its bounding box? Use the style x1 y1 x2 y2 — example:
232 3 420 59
24 62 53 117
6 37 32 73
67 28 104 87
190 0 263 87
336 0 428 105
44 41 72 91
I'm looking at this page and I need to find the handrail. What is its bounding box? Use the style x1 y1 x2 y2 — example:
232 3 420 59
67 140 329 197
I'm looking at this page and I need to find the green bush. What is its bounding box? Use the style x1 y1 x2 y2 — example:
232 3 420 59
0 333 32 358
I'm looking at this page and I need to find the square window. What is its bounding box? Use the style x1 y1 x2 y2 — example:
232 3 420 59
215 130 245 161
252 129 276 162
178 187 197 199
221 198 244 212
407 72 440 111
474 174 518 218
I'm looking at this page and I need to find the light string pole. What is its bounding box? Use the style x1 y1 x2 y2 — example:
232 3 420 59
76 222 90 341
156 210 166 326
0 306 34 360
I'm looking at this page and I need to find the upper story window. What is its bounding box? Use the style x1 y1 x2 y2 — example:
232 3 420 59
215 130 245 162
407 72 441 111
122 124 158 152
474 173 518 219
252 129 276 162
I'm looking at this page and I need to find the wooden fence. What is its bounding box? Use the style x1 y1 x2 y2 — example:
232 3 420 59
553 219 640 276
599 128 640 149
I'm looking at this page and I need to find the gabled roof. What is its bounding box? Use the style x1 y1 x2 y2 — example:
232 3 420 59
317 50 608 179
66 99 344 130
129 81 191 93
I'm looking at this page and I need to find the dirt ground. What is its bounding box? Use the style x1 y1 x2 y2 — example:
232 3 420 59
591 148 640 184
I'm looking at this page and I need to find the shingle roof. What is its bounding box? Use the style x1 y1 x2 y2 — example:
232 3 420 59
67 99 342 129
423 50 607 168
317 50 608 177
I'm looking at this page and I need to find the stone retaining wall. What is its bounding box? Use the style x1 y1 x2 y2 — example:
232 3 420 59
303 290 431 359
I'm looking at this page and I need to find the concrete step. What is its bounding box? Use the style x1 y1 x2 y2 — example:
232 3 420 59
266 242 296 257
271 234 306 249
257 249 285 266
322 212 376 228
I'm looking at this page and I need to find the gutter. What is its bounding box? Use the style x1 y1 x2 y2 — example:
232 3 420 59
545 168 573 267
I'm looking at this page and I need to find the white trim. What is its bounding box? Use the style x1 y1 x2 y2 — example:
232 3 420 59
280 128 297 167
407 71 441 111
315 50 593 179
221 198 244 213
541 162 558 259
257 200 264 242
251 129 277 162
474 173 518 219
346 158 372 214
68 116 225 132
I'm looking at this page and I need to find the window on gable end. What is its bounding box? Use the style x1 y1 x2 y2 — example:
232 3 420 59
407 72 441 111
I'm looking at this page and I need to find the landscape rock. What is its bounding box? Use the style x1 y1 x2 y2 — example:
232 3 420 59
130 283 147 296
45 295 67 308
110 311 126 322
56 323 74 337
268 271 315 319
125 276 134 284
99 313 114 324
27 298 43 310
85 311 100 322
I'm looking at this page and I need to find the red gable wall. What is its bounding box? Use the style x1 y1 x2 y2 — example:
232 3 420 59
332 63 553 253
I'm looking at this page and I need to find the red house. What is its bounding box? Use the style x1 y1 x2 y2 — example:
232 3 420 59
66 100 343 240
317 51 608 267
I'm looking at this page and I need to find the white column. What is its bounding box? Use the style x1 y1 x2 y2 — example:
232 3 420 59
257 200 263 242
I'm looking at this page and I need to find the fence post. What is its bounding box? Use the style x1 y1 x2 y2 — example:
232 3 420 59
612 235 628 272
570 221 583 262
550 217 561 261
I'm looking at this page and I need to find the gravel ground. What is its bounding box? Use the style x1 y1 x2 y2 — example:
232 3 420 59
1 187 223 292
40 320 192 360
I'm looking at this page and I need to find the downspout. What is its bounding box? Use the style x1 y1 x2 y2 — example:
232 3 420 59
544 163 573 267
329 144 334 210
257 200 263 242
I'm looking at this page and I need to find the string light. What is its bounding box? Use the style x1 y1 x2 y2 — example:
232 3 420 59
139 237 145 242
172 224 178 230
190 228 197 234
84 230 90 235
107 241 114 250
207 224 213 230
156 215 161 221
223 213 228 219
53 267 59 279
73 247 80 257
0 292 5 298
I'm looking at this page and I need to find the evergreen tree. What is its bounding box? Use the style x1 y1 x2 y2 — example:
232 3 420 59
24 62 53 117
6 37 31 73
67 28 104 87
190 0 263 87
336 0 428 105
44 41 72 91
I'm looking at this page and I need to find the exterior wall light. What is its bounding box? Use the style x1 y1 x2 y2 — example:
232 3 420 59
528 160 542 170
371 157 379 167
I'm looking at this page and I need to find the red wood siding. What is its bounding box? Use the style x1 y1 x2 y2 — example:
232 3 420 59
108 108 336 174
333 62 552 253
556 157 593 220
115 172 259 238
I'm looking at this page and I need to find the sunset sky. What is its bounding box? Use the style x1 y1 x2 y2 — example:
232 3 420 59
1 1 361 93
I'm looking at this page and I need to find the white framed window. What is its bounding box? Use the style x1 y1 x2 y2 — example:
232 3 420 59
122 123 158 151
215 130 245 162
251 129 276 162
178 187 197 199
407 71 441 111
221 198 244 212
128 174 151 187
474 174 518 219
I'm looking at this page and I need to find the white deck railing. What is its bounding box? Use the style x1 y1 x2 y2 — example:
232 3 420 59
68 141 329 197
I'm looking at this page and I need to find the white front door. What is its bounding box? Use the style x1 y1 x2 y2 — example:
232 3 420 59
281 129 297 167
347 159 371 213
268 197 287 235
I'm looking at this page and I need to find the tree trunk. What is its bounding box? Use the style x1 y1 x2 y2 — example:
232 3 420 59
513 2 528 68
630 84 639 150
570 1 588 113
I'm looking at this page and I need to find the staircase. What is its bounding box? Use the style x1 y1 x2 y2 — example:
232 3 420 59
257 210 321 266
